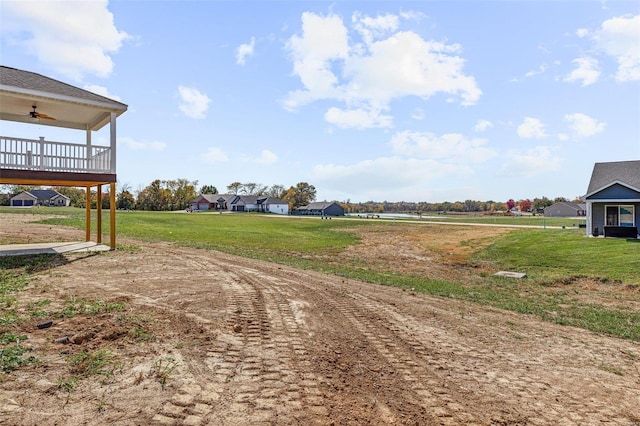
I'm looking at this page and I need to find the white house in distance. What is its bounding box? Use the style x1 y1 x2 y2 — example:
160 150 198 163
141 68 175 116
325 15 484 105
190 194 289 215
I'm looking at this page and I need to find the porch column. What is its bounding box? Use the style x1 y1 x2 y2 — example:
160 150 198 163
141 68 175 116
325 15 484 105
97 185 102 244
86 126 92 170
110 182 116 250
586 201 592 237
85 186 91 242
110 112 117 173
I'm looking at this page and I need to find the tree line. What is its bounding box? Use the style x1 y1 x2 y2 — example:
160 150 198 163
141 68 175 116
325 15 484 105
342 196 581 214
0 180 318 211
1 182 579 214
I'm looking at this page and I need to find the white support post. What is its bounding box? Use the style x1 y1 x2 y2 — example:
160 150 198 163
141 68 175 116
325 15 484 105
86 126 92 171
586 201 592 237
110 112 116 173
39 137 45 170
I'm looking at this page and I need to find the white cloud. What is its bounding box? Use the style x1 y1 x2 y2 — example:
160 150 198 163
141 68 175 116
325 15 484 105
352 12 399 45
324 107 393 129
309 128 495 201
524 64 548 78
119 137 166 151
310 156 467 200
517 117 547 139
284 11 349 101
593 14 640 81
283 12 481 129
390 131 496 163
236 37 255 66
563 113 606 138
474 120 493 132
177 86 211 119
247 149 278 165
83 84 121 101
564 57 600 86
202 147 229 164
576 28 589 38
499 146 561 177
0 1 129 81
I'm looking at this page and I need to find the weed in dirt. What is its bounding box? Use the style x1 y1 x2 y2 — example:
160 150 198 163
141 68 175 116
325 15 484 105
68 349 120 385
0 333 37 373
150 357 179 389
57 298 126 318
128 325 154 341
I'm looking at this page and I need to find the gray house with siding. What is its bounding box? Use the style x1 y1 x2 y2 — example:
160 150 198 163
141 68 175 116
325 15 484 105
10 189 70 207
585 160 640 238
294 201 345 216
544 202 586 217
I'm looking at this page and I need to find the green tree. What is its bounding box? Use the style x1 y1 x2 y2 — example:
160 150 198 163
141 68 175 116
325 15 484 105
116 189 136 210
227 182 242 194
199 185 218 194
265 184 286 199
532 196 553 210
165 179 198 210
137 180 170 211
282 182 316 209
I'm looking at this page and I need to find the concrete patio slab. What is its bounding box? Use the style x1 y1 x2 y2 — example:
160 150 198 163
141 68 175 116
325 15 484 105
0 241 111 256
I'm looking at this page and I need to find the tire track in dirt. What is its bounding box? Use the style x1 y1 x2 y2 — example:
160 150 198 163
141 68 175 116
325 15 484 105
24 243 639 425
186 253 476 424
152 250 332 425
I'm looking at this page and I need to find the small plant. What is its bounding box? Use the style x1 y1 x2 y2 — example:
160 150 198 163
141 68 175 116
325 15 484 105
128 325 154 341
68 349 120 384
57 376 80 393
57 298 127 318
150 357 179 389
0 333 37 372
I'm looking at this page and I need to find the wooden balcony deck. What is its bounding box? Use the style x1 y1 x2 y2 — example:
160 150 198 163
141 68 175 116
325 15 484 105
0 135 115 185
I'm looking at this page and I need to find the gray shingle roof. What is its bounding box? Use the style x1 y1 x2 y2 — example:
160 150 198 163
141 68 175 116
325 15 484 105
587 160 640 195
0 65 126 108
28 189 68 200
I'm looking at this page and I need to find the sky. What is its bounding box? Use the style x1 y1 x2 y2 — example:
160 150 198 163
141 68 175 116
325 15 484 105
1 1 639 203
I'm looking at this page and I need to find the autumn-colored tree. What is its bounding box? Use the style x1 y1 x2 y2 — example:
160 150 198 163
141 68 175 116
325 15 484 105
117 189 136 210
519 199 532 212
282 182 316 209
506 199 516 210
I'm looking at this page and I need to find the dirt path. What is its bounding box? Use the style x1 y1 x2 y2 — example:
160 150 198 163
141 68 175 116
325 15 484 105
1 215 639 425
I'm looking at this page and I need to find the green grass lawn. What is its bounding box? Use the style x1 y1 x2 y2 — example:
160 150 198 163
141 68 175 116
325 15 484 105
2 207 638 341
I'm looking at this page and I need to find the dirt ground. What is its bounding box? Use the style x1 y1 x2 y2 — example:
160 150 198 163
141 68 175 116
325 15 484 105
1 214 639 425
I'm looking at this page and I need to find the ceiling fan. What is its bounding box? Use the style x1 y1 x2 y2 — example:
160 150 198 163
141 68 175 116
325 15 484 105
30 105 56 120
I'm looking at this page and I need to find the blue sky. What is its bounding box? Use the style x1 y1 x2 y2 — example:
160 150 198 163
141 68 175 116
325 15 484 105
1 1 638 203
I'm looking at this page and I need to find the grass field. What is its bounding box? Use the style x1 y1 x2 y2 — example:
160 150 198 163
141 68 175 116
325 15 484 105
1 207 639 341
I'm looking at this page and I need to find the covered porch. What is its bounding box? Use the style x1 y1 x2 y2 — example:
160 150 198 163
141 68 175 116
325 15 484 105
0 66 127 249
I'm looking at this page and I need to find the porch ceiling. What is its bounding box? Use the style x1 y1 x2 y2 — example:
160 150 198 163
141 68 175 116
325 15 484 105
0 66 127 131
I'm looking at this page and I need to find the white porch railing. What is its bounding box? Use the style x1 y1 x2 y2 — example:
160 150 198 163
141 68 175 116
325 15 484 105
0 136 113 174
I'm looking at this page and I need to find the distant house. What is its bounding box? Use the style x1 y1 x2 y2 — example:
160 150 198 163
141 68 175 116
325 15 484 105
544 202 586 217
293 201 345 216
10 189 70 207
585 160 640 238
189 194 289 215
190 194 219 211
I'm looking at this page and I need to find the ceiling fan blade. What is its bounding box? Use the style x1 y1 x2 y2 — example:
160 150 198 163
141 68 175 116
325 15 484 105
36 112 56 120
